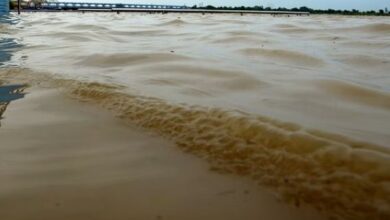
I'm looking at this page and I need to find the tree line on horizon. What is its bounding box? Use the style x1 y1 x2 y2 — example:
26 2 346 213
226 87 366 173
8 0 389 16
192 5 389 16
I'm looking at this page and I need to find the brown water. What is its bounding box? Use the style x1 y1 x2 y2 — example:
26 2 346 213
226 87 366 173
1 88 325 220
1 12 390 220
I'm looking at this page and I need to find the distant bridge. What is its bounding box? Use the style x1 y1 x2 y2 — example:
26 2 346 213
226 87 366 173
31 2 310 15
41 2 187 10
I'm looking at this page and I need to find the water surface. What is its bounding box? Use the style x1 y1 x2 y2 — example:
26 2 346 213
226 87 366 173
1 12 390 220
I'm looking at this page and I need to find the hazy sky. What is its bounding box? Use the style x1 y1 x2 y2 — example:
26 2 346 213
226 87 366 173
66 0 389 11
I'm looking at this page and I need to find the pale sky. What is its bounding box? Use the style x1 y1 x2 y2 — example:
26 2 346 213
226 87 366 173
63 0 389 11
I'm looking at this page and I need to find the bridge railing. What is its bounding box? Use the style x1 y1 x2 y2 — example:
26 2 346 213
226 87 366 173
41 2 188 10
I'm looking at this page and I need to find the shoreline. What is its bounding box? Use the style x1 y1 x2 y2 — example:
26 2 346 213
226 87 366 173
10 9 310 16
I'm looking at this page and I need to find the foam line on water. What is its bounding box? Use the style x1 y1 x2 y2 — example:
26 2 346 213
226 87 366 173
1 68 389 220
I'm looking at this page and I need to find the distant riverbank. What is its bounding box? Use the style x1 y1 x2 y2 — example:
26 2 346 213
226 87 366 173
8 1 390 16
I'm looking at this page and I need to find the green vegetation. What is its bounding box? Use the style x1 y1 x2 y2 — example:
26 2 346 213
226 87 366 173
9 0 17 9
192 5 390 16
9 0 45 9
